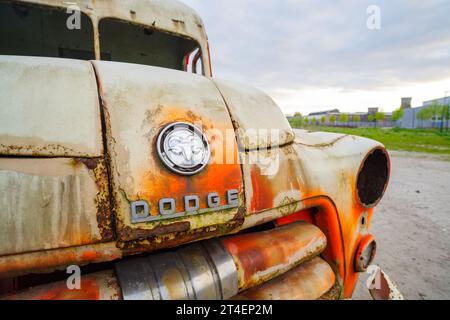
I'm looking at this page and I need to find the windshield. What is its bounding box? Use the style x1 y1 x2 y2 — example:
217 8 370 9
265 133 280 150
0 2 95 60
0 2 204 74
99 18 202 74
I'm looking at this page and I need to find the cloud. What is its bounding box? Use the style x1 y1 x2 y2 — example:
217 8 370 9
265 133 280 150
181 0 450 113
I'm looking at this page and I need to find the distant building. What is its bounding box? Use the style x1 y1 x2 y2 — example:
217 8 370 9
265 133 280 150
401 97 412 109
400 96 450 129
305 109 339 121
305 107 392 126
367 107 379 115
423 96 450 107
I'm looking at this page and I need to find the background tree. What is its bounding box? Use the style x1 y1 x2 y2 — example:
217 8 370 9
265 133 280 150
329 115 336 124
304 118 309 125
353 115 361 123
417 102 449 132
375 111 385 122
374 111 385 128
391 107 404 128
339 113 349 124
290 114 303 128
416 107 432 121
392 107 404 122
311 118 317 125
320 116 326 125
294 112 302 117
367 114 374 127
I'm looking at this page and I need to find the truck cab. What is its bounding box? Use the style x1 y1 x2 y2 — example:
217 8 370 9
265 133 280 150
0 0 395 300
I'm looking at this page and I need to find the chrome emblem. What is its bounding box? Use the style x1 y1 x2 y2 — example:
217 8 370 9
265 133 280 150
157 122 211 175
130 190 239 224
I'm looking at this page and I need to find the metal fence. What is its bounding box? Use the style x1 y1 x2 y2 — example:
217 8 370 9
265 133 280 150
317 121 395 128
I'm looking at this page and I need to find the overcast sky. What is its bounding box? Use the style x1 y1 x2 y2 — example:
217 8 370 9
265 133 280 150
181 0 450 115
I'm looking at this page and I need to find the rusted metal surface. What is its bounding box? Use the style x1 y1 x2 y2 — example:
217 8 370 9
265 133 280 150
73 158 115 240
319 282 342 300
0 2 391 299
368 266 404 300
0 157 113 257
221 222 327 290
0 242 121 279
0 270 122 300
12 0 212 76
92 61 244 246
232 257 335 300
214 79 295 150
1 224 333 300
0 56 103 157
238 129 389 298
118 207 245 255
240 144 303 215
354 234 376 273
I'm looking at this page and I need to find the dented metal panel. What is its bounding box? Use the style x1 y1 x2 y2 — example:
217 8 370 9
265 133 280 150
232 257 335 300
0 157 112 256
214 79 295 150
92 61 243 245
0 56 103 157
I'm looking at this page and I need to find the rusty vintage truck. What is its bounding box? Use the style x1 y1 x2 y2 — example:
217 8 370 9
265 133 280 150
0 0 399 300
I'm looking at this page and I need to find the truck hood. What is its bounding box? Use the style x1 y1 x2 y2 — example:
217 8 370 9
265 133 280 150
91 60 245 244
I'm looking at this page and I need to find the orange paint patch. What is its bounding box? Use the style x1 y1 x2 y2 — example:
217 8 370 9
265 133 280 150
275 208 315 226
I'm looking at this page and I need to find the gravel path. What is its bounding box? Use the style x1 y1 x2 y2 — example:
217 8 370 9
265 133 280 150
353 151 450 300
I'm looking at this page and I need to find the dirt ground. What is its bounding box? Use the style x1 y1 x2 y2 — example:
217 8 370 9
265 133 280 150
352 151 450 300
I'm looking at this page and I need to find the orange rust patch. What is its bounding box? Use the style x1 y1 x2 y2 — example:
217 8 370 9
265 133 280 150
249 166 274 213
248 155 304 214
119 207 246 255
222 222 326 289
0 243 122 279
80 250 99 261
37 279 101 300
233 257 335 300
73 157 114 240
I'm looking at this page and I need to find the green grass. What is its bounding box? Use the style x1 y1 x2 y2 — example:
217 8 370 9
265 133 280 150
288 121 450 155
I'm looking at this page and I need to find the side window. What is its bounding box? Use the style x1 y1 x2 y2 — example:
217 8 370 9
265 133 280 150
99 18 203 73
0 3 94 60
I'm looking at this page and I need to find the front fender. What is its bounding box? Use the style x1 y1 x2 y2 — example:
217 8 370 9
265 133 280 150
237 129 390 298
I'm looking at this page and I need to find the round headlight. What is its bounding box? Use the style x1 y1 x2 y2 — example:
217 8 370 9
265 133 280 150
357 147 390 207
